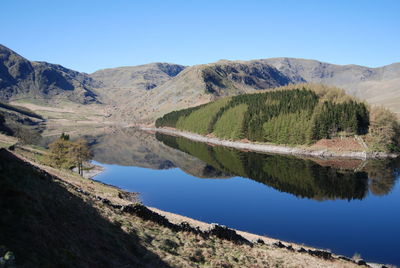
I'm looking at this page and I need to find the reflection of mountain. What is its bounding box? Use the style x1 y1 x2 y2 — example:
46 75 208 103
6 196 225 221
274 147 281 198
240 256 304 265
156 133 399 200
89 128 230 178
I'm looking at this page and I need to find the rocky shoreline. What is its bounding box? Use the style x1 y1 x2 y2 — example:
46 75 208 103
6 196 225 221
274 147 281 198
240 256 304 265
6 147 394 267
142 127 398 160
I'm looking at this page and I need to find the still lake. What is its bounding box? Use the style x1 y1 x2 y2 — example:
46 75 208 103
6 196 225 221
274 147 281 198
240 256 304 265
90 129 400 266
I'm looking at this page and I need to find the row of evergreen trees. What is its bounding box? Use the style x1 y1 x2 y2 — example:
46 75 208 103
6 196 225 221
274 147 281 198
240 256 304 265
155 103 206 128
309 100 369 140
156 88 370 145
237 89 319 141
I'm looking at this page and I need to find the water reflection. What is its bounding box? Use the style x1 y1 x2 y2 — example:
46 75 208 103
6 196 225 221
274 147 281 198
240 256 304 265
89 128 400 265
155 132 399 200
88 128 230 178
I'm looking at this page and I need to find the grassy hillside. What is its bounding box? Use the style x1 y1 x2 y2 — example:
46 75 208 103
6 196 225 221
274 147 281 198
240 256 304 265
156 85 372 146
0 102 44 144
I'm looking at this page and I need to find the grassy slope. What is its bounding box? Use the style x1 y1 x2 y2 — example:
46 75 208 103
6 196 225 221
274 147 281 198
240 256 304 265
0 102 43 119
0 148 166 268
0 146 364 268
0 102 45 144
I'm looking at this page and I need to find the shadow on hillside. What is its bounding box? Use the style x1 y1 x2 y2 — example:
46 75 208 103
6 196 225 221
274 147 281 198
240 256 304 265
0 149 171 268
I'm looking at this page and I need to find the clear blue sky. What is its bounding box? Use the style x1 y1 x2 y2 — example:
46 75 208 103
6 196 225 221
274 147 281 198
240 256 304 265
2 0 399 73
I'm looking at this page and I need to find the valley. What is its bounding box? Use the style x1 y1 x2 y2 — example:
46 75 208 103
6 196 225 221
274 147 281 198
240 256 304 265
1 44 399 267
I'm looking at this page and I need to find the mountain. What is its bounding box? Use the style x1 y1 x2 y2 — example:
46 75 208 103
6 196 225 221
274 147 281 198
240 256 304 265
91 58 400 124
263 58 400 114
89 63 186 123
91 63 186 90
0 45 99 104
1 44 399 125
107 60 295 124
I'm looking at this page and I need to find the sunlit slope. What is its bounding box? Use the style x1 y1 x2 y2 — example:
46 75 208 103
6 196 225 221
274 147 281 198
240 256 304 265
156 85 370 145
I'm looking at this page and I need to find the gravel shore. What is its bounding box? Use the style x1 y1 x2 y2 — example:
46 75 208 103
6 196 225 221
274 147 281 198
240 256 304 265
142 127 398 160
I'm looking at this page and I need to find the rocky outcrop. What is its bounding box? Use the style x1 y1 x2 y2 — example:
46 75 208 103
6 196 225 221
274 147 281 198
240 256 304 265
121 203 252 245
200 60 294 96
208 224 252 246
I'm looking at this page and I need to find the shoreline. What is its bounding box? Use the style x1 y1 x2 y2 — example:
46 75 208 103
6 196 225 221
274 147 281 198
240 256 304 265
141 127 398 160
8 147 391 267
87 162 340 255
89 163 290 244
89 162 387 268
76 163 385 267
87 160 299 245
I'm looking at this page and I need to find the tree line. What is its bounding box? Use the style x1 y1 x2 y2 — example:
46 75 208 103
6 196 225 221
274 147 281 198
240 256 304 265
156 86 400 152
157 87 371 143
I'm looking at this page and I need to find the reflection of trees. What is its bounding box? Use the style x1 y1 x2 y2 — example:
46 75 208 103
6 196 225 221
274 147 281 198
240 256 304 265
156 133 399 200
244 153 369 200
363 159 400 196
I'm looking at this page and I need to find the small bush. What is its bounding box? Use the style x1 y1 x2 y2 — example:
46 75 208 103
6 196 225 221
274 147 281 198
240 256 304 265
368 107 400 152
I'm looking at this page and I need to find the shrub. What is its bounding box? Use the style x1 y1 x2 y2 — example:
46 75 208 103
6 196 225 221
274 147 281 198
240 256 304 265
368 107 400 152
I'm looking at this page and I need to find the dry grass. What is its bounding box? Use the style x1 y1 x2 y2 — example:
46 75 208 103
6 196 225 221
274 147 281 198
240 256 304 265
0 133 18 148
310 137 365 152
9 100 115 137
4 147 370 268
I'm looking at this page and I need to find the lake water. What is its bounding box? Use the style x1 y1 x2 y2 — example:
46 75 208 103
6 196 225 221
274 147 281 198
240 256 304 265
91 129 400 266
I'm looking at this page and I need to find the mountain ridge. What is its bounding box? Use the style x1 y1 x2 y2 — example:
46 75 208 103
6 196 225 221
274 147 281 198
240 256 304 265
0 44 99 104
0 44 399 125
